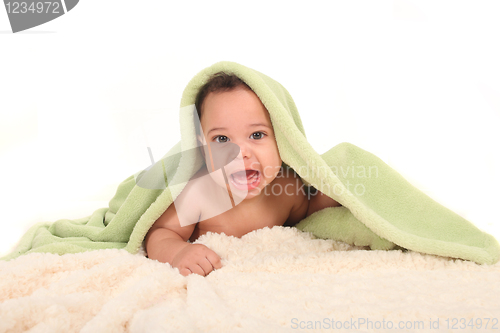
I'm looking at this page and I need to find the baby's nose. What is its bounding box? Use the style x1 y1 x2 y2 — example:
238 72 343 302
237 142 252 158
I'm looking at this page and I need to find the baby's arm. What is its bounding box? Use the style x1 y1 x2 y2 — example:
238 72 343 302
283 176 309 227
145 202 222 277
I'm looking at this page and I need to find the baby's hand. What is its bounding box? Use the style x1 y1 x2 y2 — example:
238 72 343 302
172 243 222 276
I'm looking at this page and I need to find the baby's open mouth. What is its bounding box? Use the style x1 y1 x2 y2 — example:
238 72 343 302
230 170 260 187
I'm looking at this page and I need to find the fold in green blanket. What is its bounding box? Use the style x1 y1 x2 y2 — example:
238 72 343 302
3 61 499 265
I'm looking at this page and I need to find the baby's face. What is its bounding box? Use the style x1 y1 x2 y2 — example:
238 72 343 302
197 87 282 200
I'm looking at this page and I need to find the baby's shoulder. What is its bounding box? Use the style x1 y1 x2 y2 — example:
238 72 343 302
271 167 309 225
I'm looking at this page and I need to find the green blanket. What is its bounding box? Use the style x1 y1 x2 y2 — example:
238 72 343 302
3 61 499 265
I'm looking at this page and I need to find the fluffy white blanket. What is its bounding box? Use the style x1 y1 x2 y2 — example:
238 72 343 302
1 227 499 332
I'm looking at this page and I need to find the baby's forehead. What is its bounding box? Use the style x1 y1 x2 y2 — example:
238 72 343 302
201 90 273 123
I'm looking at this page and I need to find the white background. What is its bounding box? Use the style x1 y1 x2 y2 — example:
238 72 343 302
1 0 499 257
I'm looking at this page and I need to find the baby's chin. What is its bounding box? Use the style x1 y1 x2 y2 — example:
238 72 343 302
232 186 264 200
228 181 263 201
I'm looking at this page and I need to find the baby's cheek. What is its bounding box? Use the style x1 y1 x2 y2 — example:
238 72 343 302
208 170 230 189
261 165 275 179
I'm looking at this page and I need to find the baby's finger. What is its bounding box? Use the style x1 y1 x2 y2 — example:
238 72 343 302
206 251 222 270
198 257 215 276
179 267 192 276
188 264 206 277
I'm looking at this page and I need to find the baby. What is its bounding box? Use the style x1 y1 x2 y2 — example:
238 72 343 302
145 72 340 276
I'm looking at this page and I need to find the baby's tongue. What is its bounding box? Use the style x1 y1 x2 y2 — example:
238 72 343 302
233 170 257 183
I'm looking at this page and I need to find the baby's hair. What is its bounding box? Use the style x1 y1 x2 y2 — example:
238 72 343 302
194 72 251 134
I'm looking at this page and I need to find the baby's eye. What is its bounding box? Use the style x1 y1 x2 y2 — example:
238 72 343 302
251 132 265 140
214 135 229 143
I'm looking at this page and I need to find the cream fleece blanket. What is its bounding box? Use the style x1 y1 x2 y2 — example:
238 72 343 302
1 227 499 332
